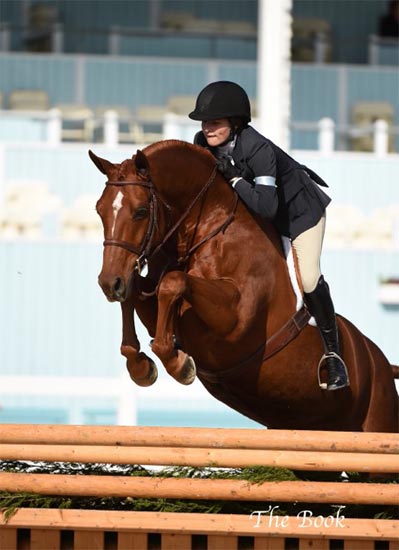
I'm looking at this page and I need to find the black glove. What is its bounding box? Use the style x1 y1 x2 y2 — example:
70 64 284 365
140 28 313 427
216 155 241 182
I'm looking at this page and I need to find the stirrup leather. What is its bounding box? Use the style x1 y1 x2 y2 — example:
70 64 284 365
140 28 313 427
317 352 349 390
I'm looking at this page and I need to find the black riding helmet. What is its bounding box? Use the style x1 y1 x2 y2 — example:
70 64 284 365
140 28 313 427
189 81 251 123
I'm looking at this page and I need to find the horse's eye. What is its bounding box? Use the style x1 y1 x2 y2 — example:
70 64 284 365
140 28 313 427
133 207 148 220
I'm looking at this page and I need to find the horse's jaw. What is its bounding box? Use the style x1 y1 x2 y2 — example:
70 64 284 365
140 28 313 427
105 293 125 304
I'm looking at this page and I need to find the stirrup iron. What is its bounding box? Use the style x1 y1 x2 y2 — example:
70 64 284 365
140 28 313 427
317 352 350 391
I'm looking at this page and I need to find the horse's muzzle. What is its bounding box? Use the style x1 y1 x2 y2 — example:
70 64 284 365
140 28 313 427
98 274 128 302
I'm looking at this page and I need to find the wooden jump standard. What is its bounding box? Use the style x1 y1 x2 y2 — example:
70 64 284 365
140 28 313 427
0 425 398 550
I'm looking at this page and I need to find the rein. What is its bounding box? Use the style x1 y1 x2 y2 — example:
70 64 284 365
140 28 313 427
148 165 218 262
177 193 239 265
103 165 234 278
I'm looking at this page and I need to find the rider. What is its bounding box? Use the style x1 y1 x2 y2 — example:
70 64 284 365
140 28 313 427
188 80 350 391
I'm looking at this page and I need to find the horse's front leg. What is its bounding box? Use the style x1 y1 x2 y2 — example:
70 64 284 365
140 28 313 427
120 298 158 387
151 271 240 384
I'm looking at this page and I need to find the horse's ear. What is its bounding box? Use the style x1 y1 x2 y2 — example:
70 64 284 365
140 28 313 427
88 150 114 175
134 150 150 178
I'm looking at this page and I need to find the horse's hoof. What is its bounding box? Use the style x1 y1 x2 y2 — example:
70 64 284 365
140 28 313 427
121 345 158 387
177 353 196 385
130 357 158 387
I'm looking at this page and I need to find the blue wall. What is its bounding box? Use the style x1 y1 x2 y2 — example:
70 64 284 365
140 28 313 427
0 53 398 151
291 64 399 150
296 152 399 215
0 54 76 105
84 57 208 109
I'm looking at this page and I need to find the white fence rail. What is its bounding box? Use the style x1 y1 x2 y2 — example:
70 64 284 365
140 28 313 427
0 372 222 426
0 374 137 425
0 109 396 156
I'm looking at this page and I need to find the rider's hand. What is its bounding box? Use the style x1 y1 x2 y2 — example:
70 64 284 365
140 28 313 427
216 155 241 183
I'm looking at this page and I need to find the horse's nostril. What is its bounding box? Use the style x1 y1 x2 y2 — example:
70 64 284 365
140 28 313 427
113 277 125 297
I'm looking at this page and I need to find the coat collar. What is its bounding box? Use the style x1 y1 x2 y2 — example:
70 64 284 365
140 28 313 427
231 131 245 166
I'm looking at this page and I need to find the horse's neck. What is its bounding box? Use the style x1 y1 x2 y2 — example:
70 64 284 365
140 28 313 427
149 144 214 207
175 175 237 249
150 147 225 248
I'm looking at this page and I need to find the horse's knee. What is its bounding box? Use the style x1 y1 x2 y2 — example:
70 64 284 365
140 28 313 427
157 271 187 299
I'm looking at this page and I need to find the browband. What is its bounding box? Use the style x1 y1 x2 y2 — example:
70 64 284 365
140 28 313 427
106 180 152 187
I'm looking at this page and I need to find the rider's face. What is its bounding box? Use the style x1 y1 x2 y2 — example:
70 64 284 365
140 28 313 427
202 119 231 147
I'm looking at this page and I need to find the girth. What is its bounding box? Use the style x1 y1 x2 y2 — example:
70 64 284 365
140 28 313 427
196 306 311 384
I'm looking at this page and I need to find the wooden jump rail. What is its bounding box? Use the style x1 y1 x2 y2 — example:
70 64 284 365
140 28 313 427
0 424 398 550
1 424 397 452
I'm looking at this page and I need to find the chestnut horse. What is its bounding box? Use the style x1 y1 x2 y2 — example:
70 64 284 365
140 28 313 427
90 141 398 433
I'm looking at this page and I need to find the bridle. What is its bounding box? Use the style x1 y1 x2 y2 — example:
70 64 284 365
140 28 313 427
103 165 237 274
103 179 159 273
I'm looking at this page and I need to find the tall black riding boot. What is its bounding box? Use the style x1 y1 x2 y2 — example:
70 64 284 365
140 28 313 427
304 276 350 391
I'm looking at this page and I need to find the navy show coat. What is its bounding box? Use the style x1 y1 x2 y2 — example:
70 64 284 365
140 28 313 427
195 125 331 240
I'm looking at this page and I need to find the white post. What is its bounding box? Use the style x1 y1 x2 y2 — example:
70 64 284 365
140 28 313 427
0 23 10 51
117 372 137 425
0 144 5 207
47 108 62 145
315 32 327 63
68 404 83 425
149 0 161 29
104 110 119 147
373 119 388 156
52 23 64 53
109 26 120 55
75 57 86 104
318 117 335 154
20 0 30 31
163 112 180 139
393 217 399 249
368 34 379 65
257 0 293 149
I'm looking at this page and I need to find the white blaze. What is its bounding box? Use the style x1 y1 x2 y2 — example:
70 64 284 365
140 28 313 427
111 191 123 236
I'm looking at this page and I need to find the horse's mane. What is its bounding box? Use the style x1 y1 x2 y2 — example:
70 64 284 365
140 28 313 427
143 139 214 167
115 141 207 180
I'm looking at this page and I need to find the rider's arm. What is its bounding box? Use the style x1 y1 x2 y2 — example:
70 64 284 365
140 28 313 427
232 142 278 220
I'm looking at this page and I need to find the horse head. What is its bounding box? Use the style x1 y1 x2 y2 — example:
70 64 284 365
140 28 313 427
90 141 224 303
89 148 168 302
